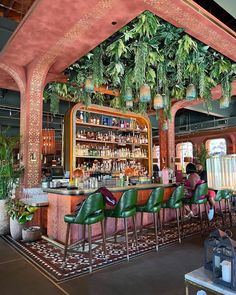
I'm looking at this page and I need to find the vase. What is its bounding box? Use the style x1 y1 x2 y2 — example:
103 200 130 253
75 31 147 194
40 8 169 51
0 199 10 235
10 217 24 241
140 84 151 103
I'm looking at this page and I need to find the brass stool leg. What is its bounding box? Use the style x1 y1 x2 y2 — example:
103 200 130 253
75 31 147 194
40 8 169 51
227 199 232 227
153 212 158 251
88 224 92 273
204 203 210 228
219 201 225 227
162 208 165 228
198 204 203 233
140 212 144 234
62 223 71 267
114 218 118 243
158 211 164 243
180 207 184 236
124 217 129 261
82 224 86 251
101 220 107 260
175 208 181 243
132 215 138 250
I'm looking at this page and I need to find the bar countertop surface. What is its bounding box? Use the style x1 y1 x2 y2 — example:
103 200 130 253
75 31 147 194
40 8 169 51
43 183 176 196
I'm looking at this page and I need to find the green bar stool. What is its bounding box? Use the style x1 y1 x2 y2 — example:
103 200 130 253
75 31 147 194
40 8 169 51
189 182 209 232
136 187 164 251
105 188 137 261
162 185 184 243
215 189 226 226
218 189 233 227
63 192 107 272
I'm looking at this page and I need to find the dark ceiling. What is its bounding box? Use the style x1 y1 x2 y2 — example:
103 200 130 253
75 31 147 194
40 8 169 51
194 0 236 32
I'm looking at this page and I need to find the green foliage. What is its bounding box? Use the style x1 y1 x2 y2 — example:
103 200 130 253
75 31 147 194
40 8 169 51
194 143 208 169
44 11 236 115
0 134 24 200
7 199 38 224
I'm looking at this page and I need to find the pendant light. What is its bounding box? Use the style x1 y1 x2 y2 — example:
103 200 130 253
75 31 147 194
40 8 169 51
220 96 230 109
186 83 197 100
126 100 133 108
123 87 133 101
162 120 168 131
84 78 94 93
140 84 151 103
153 93 163 110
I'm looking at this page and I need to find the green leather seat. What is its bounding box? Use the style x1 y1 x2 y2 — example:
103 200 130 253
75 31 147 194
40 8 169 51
162 185 184 243
104 188 137 261
215 189 233 227
136 187 164 251
63 192 107 272
189 182 208 205
189 182 209 231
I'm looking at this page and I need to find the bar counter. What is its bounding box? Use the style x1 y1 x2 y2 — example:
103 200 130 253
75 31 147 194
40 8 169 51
44 183 176 245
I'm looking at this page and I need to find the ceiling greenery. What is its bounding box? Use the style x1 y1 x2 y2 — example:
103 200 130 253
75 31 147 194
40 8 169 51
44 11 236 118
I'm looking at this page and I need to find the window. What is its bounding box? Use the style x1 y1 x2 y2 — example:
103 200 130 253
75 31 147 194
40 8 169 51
176 142 193 172
206 138 227 156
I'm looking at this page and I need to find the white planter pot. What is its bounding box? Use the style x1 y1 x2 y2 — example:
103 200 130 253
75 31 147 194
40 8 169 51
0 199 10 235
10 217 24 241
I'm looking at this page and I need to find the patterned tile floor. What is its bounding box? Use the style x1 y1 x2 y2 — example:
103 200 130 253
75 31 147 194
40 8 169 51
1 214 232 283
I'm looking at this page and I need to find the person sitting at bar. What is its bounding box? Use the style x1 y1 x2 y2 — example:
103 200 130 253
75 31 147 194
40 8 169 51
196 163 215 220
183 163 202 218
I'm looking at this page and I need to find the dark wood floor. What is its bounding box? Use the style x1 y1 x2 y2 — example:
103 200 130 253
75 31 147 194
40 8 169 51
0 232 213 295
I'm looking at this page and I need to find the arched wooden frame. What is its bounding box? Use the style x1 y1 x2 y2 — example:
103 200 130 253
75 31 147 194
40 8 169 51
69 104 153 179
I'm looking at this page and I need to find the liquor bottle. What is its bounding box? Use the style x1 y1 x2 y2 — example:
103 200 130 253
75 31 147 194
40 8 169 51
80 111 84 122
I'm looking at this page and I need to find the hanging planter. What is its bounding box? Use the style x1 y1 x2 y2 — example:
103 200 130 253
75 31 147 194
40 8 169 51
84 78 94 93
162 120 168 131
186 83 197 100
140 84 151 103
123 87 133 101
153 93 163 110
219 95 230 109
126 100 133 108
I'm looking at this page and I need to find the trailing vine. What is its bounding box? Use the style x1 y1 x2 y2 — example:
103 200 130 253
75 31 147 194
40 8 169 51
45 11 236 116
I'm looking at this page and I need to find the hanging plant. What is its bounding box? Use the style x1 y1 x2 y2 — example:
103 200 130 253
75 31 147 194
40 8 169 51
186 83 197 100
92 46 104 87
44 11 235 115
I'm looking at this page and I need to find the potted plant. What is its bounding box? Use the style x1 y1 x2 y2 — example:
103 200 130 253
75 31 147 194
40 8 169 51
6 198 38 240
0 133 24 234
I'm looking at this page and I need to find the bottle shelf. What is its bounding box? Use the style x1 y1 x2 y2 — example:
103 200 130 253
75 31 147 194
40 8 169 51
76 121 147 133
75 138 148 146
75 155 148 160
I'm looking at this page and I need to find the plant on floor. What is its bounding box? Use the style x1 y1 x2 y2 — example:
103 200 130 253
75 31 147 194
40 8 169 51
44 11 236 117
6 198 38 224
0 133 24 200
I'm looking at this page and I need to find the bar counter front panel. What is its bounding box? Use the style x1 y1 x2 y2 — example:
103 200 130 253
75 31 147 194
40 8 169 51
44 184 175 245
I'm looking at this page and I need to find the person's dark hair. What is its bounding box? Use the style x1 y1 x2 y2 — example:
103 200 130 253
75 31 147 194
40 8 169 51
186 163 197 174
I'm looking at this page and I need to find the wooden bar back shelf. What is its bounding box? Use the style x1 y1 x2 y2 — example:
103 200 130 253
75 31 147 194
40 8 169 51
64 104 152 179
